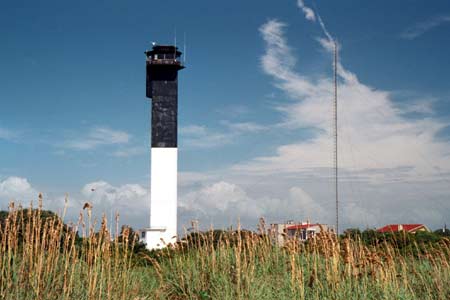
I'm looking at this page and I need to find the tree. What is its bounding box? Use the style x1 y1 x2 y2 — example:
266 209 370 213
434 228 450 237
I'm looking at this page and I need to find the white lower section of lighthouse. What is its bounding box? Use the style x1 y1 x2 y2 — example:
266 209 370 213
142 148 177 249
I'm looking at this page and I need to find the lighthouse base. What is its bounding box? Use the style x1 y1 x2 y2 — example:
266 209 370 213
140 227 177 250
142 147 178 250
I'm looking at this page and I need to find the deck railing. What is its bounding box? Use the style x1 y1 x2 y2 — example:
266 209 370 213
147 59 182 66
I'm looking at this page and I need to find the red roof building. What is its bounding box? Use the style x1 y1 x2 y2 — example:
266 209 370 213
286 223 321 230
269 222 330 246
377 224 430 233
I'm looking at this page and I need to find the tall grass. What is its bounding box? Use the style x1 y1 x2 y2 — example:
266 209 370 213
1 197 449 299
153 227 450 300
0 196 141 299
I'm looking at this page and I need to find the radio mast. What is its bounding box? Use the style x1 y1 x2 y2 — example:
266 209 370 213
333 40 339 235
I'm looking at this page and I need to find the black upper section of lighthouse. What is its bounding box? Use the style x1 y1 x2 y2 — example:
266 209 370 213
145 45 184 148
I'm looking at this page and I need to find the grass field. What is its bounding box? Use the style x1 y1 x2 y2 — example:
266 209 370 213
1 199 449 300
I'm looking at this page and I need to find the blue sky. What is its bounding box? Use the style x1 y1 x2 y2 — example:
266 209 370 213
1 0 450 232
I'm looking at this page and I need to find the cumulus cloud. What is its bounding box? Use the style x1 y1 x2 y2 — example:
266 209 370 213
180 181 250 214
82 181 148 215
288 186 324 219
0 176 150 230
0 176 78 215
401 15 450 40
178 181 328 228
0 177 38 204
176 176 379 231
63 127 130 150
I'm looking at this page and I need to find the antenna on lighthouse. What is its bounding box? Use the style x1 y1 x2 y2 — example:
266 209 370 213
174 28 177 59
183 32 187 64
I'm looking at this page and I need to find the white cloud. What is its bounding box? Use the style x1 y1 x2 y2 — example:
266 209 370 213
180 181 249 214
296 0 316 21
259 20 304 86
63 127 130 150
0 176 78 214
0 177 38 203
397 98 436 116
177 177 374 230
294 1 334 45
178 180 325 226
401 15 450 40
179 171 216 187
0 176 150 230
316 37 358 84
81 181 148 215
288 186 324 220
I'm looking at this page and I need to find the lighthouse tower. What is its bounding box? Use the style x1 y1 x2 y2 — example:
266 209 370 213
142 45 184 249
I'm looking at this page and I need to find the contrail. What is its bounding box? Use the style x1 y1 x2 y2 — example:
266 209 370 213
316 13 334 43
296 0 334 42
295 1 358 83
297 0 316 21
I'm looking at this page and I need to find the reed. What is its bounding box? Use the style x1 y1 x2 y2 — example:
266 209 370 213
148 224 450 299
0 197 143 300
1 199 449 299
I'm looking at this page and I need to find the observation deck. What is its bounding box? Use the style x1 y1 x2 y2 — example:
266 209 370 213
145 45 184 69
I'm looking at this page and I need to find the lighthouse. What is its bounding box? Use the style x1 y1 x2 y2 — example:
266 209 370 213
141 44 184 249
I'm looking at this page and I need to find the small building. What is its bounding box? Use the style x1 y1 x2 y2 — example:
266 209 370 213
269 221 330 246
377 224 430 234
